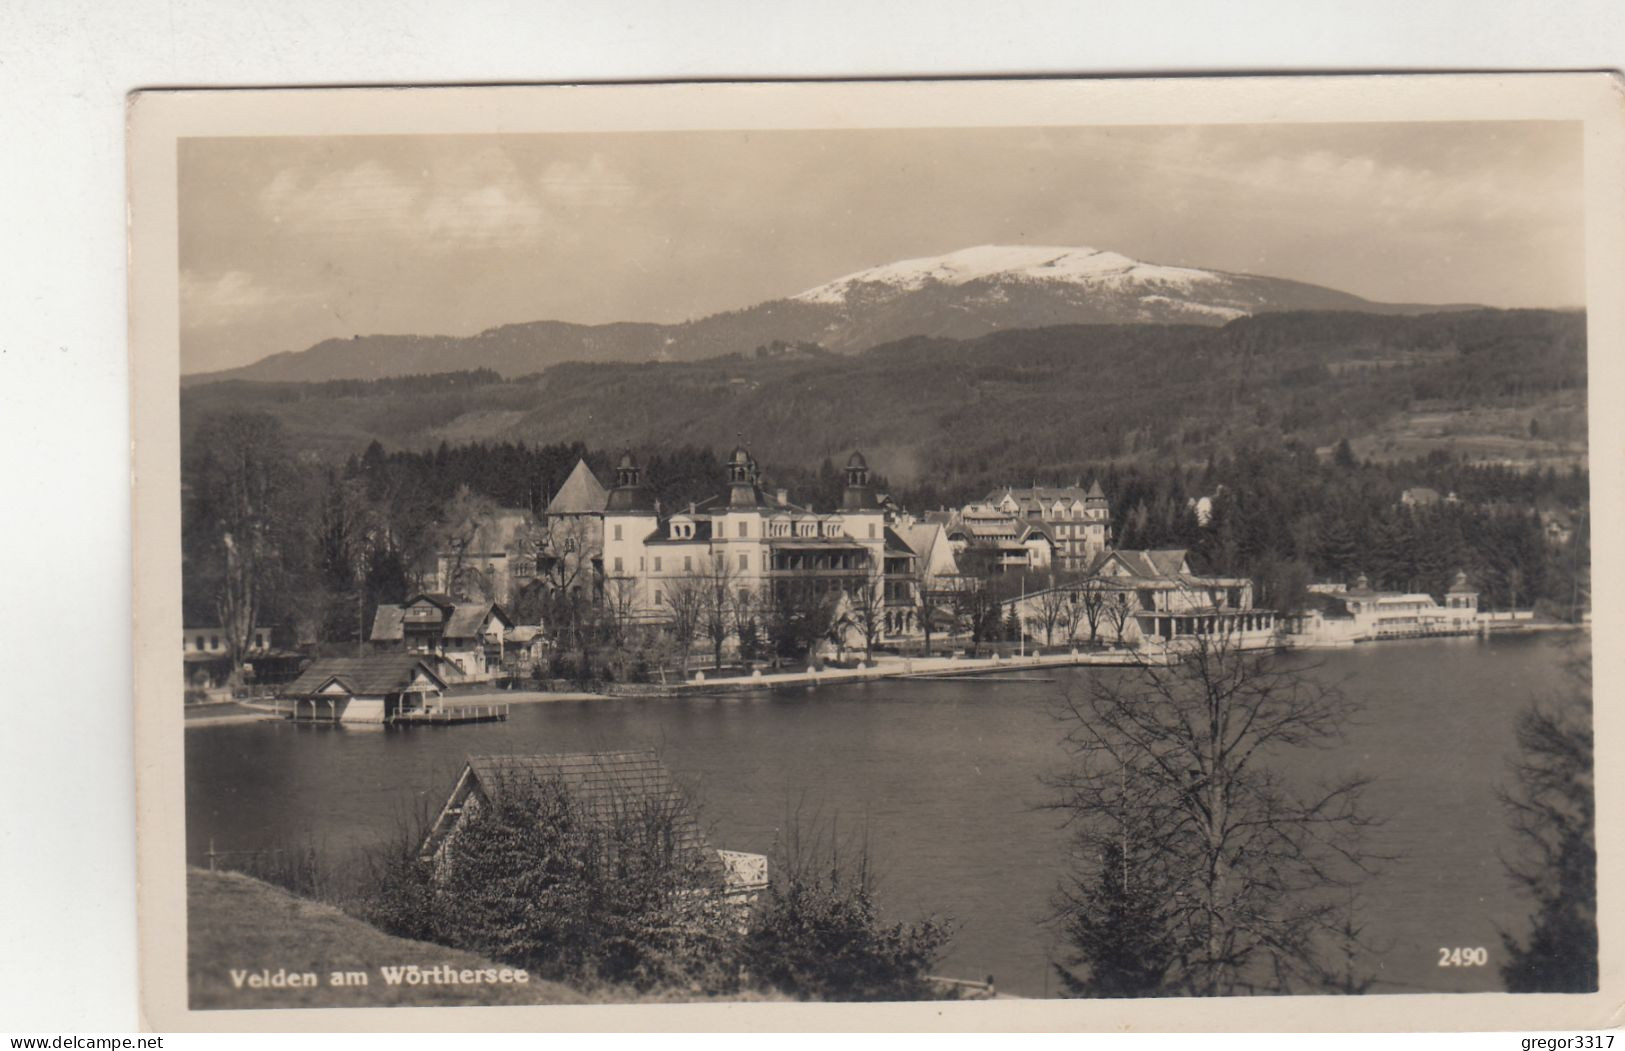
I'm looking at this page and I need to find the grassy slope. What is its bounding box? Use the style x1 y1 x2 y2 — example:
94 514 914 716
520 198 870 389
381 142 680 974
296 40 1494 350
187 868 586 1010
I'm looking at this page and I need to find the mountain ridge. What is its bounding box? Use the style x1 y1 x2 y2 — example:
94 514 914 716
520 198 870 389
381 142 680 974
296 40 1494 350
183 244 1484 385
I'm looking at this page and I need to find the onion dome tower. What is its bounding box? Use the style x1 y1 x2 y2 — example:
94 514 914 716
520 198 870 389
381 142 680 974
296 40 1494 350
604 448 657 514
841 449 875 511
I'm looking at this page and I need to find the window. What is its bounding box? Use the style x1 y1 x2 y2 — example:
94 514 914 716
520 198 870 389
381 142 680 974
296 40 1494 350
613 557 623 572
739 553 748 571
195 635 205 650
613 524 623 541
654 590 663 605
210 635 219 650
684 555 692 571
868 523 876 538
653 556 662 572
738 520 748 538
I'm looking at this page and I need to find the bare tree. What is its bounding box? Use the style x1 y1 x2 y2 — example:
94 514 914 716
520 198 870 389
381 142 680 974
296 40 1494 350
1032 573 1076 647
435 485 498 600
699 557 738 671
850 576 887 662
1076 577 1111 647
912 565 941 656
601 573 641 651
1102 590 1136 646
665 568 709 677
1048 630 1381 996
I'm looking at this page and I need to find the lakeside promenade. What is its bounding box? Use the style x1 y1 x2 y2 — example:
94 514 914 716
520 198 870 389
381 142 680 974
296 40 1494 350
184 621 1585 728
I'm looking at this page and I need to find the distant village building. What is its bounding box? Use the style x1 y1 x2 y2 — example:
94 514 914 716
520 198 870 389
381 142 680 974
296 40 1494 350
1399 487 1459 509
370 591 514 681
1002 548 1277 650
282 654 449 723
1295 571 1480 643
182 625 302 690
936 481 1111 573
419 750 769 903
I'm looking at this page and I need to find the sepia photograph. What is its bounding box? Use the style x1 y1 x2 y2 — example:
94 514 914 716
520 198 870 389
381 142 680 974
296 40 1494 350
127 75 1623 1030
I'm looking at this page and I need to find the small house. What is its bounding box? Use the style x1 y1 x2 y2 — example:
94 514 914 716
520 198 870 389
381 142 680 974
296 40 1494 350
420 751 769 903
370 592 514 681
281 654 449 723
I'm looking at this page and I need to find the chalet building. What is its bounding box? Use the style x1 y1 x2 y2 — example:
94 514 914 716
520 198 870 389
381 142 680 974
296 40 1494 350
282 654 449 723
1001 548 1276 650
986 482 1112 570
940 505 1055 573
933 481 1110 574
370 592 514 681
601 448 916 642
419 751 769 903
182 625 303 689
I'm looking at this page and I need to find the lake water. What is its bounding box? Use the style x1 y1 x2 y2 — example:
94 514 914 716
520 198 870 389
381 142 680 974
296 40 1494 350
186 632 1584 998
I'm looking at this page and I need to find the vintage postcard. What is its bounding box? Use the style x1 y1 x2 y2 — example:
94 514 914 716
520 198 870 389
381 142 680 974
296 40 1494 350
129 74 1625 1031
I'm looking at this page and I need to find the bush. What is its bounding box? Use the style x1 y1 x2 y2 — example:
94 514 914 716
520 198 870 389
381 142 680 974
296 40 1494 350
739 822 953 1001
403 773 740 993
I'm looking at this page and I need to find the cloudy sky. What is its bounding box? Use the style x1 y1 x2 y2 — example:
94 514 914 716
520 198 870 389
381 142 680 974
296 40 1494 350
179 121 1584 374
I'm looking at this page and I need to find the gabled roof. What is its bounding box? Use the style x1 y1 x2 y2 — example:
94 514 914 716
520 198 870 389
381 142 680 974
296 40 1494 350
1089 548 1190 580
285 655 448 697
882 526 917 558
421 750 706 859
547 459 609 516
369 604 406 642
444 601 513 639
409 592 457 611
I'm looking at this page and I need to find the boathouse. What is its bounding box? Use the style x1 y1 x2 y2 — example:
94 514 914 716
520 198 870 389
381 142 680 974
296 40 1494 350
420 751 769 902
282 655 449 723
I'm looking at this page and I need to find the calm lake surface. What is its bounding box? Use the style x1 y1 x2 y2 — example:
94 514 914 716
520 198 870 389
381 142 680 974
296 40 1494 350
186 632 1583 998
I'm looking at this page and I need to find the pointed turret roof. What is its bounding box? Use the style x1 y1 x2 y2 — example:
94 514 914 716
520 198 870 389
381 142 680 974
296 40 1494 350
547 459 609 515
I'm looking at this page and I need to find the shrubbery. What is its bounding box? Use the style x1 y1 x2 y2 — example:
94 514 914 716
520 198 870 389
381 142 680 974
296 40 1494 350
344 774 953 1000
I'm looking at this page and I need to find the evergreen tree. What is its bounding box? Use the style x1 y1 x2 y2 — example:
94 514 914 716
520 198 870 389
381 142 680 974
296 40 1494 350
1500 648 1596 992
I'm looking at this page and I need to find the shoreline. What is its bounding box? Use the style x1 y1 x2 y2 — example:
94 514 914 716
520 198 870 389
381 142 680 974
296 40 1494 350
183 622 1588 728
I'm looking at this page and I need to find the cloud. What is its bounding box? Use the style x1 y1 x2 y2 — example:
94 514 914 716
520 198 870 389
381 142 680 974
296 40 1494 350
180 268 289 329
254 149 645 250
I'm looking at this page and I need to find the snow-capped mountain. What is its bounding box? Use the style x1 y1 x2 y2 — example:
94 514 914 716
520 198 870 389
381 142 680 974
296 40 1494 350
796 245 1240 309
187 244 1472 384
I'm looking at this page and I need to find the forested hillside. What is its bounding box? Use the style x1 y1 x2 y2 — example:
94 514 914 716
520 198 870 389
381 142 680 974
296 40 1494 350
182 308 1588 478
180 308 1590 640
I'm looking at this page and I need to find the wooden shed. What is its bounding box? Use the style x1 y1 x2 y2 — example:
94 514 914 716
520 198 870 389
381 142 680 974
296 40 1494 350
420 750 768 901
281 655 449 724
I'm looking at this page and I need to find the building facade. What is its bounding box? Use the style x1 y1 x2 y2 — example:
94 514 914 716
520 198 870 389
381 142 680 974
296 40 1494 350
600 448 914 640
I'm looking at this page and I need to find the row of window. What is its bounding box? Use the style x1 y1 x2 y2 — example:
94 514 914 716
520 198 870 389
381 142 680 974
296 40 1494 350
612 519 883 543
188 633 267 652
612 552 757 574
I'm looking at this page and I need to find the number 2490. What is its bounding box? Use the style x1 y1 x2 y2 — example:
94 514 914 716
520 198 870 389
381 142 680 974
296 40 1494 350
1438 947 1488 967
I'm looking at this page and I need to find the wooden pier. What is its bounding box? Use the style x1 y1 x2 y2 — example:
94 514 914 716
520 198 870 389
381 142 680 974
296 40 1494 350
394 703 510 725
260 699 509 725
